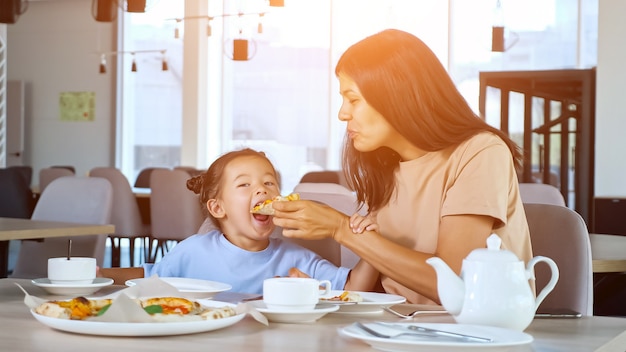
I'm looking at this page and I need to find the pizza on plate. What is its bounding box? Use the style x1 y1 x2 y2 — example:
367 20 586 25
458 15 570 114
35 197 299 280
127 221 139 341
250 193 300 215
321 291 363 303
34 296 237 322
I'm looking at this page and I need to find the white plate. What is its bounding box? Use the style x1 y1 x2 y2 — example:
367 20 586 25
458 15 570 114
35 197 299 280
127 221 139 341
31 278 114 296
248 301 339 323
339 322 533 351
125 277 232 299
320 291 406 314
31 299 245 336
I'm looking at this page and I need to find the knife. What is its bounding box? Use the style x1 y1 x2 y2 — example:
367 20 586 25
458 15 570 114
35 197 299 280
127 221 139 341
375 322 493 343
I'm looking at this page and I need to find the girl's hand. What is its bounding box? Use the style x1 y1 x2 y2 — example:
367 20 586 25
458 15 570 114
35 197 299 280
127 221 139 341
287 267 310 278
350 212 379 233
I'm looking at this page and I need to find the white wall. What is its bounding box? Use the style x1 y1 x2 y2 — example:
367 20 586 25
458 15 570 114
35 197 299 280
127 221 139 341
595 0 626 197
6 0 116 182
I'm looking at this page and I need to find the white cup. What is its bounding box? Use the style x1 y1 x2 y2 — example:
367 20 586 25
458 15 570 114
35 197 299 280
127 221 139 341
263 277 333 311
47 257 96 285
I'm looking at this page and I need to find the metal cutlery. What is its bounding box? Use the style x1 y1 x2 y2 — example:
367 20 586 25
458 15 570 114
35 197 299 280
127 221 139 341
354 322 492 343
383 306 447 319
375 322 493 342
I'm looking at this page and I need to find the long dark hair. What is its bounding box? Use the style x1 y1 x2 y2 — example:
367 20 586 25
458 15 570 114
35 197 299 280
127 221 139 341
336 29 522 211
186 148 278 230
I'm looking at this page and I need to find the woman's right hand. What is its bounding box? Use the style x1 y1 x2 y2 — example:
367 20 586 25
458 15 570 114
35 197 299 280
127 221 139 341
272 199 350 241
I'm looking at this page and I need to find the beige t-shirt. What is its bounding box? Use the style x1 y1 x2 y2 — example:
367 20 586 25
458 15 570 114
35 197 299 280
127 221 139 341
375 132 532 304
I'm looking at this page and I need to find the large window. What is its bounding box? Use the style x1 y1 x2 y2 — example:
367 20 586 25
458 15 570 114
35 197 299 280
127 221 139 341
120 0 597 193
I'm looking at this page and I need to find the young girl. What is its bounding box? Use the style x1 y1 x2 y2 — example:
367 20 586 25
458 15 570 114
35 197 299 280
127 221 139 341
101 149 377 294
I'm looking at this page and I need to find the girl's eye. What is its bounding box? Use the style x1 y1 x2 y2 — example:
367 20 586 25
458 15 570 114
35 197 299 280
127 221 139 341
264 181 275 187
237 183 250 188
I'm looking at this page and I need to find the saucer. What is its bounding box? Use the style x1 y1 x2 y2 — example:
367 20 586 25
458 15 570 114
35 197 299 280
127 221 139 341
32 278 114 296
248 301 339 323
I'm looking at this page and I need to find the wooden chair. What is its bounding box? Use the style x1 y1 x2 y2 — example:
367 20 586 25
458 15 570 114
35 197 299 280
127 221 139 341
299 171 341 184
11 176 113 279
89 167 151 267
524 203 593 316
519 183 566 206
147 169 203 262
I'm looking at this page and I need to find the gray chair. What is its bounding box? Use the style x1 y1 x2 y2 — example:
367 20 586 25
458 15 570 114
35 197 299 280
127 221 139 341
147 169 203 262
524 203 593 316
11 176 113 279
89 167 151 267
519 183 566 206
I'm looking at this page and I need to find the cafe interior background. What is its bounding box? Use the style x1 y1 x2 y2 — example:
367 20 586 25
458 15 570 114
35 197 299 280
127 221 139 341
1 1 626 270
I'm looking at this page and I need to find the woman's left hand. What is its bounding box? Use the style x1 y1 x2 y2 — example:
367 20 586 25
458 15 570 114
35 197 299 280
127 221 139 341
272 199 349 241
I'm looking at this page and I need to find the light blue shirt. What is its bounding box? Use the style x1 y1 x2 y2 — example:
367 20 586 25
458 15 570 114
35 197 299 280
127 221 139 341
143 230 350 294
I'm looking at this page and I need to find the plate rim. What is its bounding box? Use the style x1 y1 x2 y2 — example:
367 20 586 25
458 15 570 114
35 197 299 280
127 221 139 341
250 301 340 314
338 322 534 348
125 277 232 293
30 299 246 336
32 277 114 288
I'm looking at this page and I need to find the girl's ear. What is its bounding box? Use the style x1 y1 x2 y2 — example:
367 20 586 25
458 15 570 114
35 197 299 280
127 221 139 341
207 199 225 218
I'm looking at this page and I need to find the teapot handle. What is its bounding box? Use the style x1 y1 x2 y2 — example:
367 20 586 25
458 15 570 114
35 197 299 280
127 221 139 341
527 256 560 310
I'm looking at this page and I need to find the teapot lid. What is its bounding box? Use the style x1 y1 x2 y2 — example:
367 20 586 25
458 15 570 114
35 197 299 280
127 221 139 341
465 234 520 262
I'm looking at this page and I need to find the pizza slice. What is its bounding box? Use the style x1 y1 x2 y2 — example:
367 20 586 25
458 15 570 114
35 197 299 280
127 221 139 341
34 296 237 322
250 193 300 215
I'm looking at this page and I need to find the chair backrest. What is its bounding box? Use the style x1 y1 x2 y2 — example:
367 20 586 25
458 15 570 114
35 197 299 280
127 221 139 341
8 165 33 186
299 171 341 184
89 167 149 237
0 167 35 218
277 183 364 267
39 167 74 194
134 167 168 188
150 169 203 241
524 203 593 316
11 176 113 279
174 166 203 177
519 183 566 206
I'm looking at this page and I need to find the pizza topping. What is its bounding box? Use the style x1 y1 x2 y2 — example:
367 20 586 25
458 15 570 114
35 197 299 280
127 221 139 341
321 291 364 302
251 193 300 215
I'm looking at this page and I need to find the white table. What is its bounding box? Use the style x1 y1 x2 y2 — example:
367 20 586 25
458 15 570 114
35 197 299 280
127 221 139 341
2 278 626 351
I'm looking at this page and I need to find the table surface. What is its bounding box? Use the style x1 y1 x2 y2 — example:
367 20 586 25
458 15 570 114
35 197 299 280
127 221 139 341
2 279 626 352
0 217 115 278
0 217 115 241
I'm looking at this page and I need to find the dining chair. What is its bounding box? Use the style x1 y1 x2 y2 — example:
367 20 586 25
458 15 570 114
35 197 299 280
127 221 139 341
278 182 365 268
38 167 74 194
523 203 593 316
10 176 113 279
89 167 151 267
519 183 566 206
173 166 203 177
147 169 204 263
0 167 35 219
133 167 168 189
299 171 341 185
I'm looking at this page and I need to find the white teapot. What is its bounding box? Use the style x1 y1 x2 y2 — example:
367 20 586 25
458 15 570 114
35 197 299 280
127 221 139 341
426 234 559 331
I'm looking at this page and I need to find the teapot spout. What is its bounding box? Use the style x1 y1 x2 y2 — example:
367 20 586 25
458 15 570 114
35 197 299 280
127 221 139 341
426 257 464 315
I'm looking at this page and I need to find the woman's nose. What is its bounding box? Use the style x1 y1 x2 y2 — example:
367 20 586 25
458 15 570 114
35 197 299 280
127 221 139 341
338 106 351 121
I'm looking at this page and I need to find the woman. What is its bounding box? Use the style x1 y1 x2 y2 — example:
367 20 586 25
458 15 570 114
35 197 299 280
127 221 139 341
272 29 532 305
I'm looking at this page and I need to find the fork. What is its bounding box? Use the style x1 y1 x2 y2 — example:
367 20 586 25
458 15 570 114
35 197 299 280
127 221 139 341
383 306 447 319
354 322 467 341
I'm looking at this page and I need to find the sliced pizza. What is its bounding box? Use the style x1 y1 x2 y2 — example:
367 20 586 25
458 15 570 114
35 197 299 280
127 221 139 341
34 296 237 322
321 291 364 303
250 193 300 215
